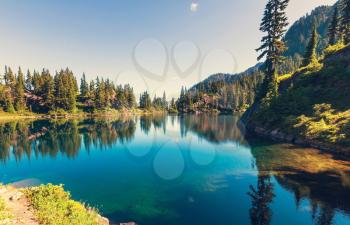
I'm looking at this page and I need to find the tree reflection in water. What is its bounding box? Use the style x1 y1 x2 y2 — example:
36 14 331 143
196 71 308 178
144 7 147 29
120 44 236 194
0 115 350 225
249 141 350 225
247 175 275 225
0 118 137 162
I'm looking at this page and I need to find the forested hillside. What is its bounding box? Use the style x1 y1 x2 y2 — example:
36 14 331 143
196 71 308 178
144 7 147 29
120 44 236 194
246 0 350 153
178 3 335 113
250 46 350 152
176 64 264 113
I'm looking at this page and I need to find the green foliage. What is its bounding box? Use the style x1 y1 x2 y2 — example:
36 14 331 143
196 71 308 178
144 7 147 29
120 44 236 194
324 41 347 56
0 66 139 114
342 0 350 44
15 68 26 112
328 5 341 45
302 25 319 66
256 0 289 101
284 5 333 59
152 92 168 110
294 104 350 144
0 196 12 222
54 68 77 112
139 91 152 109
253 52 350 148
80 73 89 98
182 68 264 113
23 184 104 225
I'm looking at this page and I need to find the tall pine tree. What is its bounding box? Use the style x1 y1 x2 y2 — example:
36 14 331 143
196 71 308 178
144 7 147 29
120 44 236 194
303 25 318 66
328 6 340 45
256 0 289 99
15 67 26 111
342 0 350 44
80 73 89 97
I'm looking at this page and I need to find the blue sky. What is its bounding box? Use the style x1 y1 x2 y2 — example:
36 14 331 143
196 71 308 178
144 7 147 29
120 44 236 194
0 0 337 97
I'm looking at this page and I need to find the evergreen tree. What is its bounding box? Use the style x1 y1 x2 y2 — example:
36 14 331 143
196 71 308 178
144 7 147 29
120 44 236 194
139 91 151 109
4 94 15 113
162 91 167 109
95 77 107 109
256 0 290 99
4 66 15 88
342 0 350 44
89 80 95 99
303 25 318 66
41 69 54 109
80 73 89 97
15 67 26 111
328 6 340 45
126 85 136 108
169 98 177 111
54 68 77 112
25 70 33 91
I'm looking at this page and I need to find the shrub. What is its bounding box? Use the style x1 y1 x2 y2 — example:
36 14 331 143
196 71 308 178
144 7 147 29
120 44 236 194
294 104 350 144
0 197 12 221
23 184 104 225
324 42 346 56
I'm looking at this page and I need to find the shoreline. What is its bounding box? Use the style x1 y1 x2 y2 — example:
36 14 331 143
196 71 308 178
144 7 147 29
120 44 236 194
0 184 109 225
0 109 168 121
248 125 350 158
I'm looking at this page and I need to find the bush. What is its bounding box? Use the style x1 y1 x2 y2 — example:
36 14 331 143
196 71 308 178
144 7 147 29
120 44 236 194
294 104 350 144
0 197 12 221
324 42 346 56
23 184 105 225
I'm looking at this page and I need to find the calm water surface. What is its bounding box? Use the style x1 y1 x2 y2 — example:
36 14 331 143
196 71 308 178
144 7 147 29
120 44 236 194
0 115 350 225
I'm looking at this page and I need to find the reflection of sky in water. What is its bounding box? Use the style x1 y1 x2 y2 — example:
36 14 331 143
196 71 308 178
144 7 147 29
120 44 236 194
0 115 349 225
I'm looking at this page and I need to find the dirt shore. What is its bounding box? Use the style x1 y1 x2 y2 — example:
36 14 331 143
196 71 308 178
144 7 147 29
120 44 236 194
0 186 38 225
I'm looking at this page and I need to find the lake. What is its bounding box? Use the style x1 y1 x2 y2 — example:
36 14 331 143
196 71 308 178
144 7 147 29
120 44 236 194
0 115 350 225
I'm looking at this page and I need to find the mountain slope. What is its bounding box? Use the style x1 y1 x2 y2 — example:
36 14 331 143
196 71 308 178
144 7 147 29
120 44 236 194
249 46 350 153
184 3 335 112
284 5 333 58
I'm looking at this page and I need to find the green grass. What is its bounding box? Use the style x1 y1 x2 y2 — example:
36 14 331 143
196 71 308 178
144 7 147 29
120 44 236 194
23 184 105 225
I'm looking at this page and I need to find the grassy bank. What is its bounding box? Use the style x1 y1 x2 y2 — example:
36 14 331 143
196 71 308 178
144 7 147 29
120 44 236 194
0 184 108 225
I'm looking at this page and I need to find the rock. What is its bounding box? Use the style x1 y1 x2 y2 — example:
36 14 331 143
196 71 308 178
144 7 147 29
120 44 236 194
99 216 109 225
270 129 279 136
285 134 295 142
9 191 23 201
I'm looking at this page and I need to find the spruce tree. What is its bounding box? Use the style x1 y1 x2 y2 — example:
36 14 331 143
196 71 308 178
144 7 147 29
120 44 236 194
15 67 26 111
303 25 318 66
4 66 15 88
256 0 289 99
80 73 89 97
342 0 350 44
4 94 15 113
162 91 167 109
25 70 33 91
328 6 340 45
41 69 54 109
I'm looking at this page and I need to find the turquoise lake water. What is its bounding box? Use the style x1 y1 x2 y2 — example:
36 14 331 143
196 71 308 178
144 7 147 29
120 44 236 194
0 115 349 225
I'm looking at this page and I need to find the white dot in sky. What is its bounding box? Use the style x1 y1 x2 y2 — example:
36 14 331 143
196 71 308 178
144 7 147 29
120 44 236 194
191 2 199 12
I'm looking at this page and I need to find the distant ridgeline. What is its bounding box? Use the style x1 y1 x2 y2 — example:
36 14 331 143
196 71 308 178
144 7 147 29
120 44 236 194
177 4 335 113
